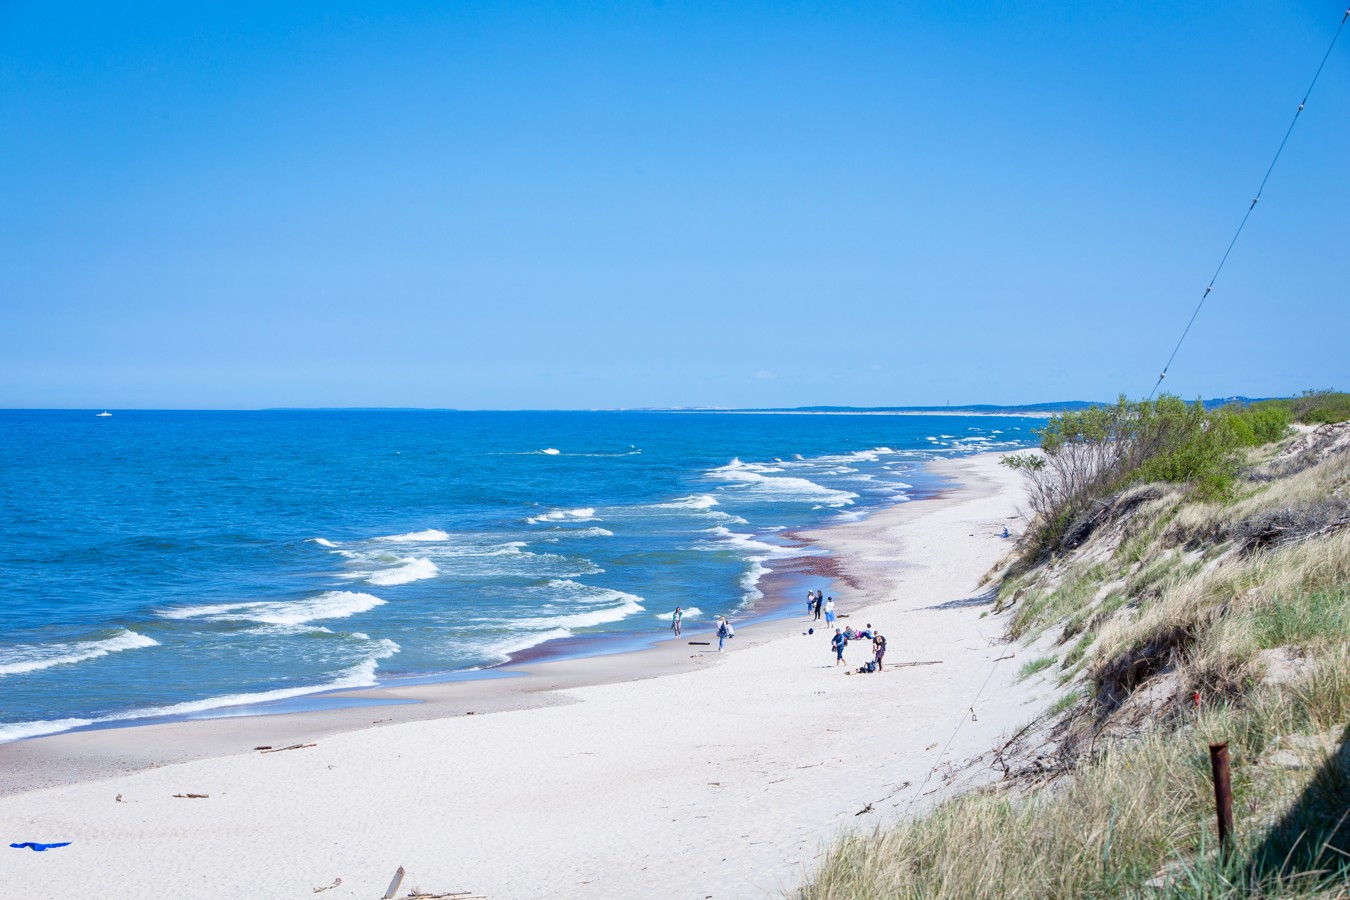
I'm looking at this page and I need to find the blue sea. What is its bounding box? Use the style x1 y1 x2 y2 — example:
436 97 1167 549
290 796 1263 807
0 410 1036 741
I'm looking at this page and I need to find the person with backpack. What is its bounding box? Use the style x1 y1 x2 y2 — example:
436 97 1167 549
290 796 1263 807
872 632 887 671
717 617 734 651
831 628 848 666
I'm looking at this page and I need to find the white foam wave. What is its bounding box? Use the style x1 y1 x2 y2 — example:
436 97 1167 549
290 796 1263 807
0 629 159 677
656 494 720 510
708 458 857 506
0 639 401 743
701 526 808 559
361 556 439 586
656 606 703 621
740 559 771 603
311 538 339 548
526 507 597 524
0 717 95 742
539 448 561 455
159 591 385 626
511 581 646 630
483 628 572 663
375 529 450 543
547 526 614 538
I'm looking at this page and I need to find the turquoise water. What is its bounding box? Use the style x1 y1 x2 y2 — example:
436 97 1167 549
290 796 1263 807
0 410 1035 740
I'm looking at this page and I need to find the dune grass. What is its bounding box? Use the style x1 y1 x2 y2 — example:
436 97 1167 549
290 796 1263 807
798 418 1350 898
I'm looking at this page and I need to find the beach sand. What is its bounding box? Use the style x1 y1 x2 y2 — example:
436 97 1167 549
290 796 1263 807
0 452 1056 899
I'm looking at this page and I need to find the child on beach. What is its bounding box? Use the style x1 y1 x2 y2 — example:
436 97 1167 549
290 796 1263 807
671 606 683 637
831 628 848 666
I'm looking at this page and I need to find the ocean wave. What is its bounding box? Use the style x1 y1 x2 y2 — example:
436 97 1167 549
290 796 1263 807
375 529 450 543
539 448 561 455
655 494 720 510
361 556 439 586
545 526 614 539
311 538 339 548
740 559 771 603
700 525 811 559
526 507 597 524
707 458 857 507
482 627 572 663
655 606 702 621
0 629 159 677
510 581 646 630
159 590 386 626
0 638 400 743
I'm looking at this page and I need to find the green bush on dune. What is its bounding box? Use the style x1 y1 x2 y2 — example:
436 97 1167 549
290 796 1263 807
1002 395 1291 562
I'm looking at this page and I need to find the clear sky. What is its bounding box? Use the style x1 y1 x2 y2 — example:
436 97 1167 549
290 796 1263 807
2 1 1347 409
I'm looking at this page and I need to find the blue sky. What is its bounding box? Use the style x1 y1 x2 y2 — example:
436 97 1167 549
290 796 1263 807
2 1 1346 409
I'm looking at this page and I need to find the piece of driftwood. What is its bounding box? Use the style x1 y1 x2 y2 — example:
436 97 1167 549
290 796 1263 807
854 803 874 816
172 793 209 799
253 745 273 751
407 893 485 899
688 641 710 645
312 877 341 893
260 743 316 754
893 660 943 669
383 866 406 900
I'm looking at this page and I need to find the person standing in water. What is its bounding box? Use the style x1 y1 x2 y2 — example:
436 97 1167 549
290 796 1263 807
671 606 683 637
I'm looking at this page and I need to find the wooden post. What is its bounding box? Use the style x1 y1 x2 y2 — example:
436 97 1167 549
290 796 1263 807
1209 743 1233 857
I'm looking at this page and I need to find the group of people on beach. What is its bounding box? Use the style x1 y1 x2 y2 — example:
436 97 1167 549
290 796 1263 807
670 606 734 651
670 587 886 669
809 590 886 672
806 589 835 625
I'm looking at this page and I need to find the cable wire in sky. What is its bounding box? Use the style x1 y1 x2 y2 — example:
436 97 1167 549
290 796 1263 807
1148 6 1349 400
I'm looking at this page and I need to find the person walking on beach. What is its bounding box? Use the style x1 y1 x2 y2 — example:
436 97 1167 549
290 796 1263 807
717 617 733 651
671 606 683 637
872 632 887 671
813 592 823 621
831 628 848 666
824 596 836 627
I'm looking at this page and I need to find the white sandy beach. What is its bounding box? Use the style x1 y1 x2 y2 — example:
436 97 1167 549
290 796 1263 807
0 453 1055 899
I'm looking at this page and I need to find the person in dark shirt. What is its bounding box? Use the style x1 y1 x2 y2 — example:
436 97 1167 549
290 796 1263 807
831 628 848 666
872 633 887 671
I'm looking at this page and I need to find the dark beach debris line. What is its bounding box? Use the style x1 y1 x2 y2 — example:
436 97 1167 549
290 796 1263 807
172 793 209 799
259 742 316 754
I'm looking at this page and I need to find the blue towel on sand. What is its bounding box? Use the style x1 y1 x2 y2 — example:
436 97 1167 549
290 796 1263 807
10 841 71 851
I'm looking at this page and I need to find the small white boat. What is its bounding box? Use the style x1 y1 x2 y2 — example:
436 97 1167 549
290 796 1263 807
96 411 112 417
